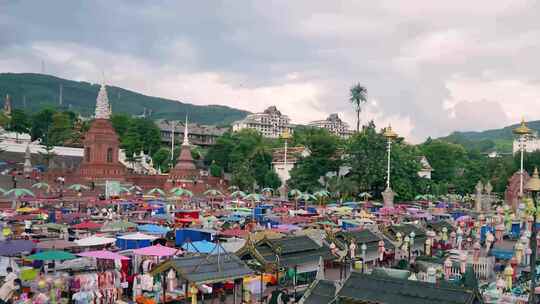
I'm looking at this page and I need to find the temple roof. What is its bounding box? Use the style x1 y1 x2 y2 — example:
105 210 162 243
95 84 111 119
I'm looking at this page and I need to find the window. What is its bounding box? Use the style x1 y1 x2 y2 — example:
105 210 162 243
107 147 113 163
85 147 91 162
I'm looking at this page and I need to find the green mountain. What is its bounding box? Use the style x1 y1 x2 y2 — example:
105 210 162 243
0 73 250 125
439 120 540 153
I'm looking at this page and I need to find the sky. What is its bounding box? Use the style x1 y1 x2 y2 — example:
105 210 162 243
2 1 540 143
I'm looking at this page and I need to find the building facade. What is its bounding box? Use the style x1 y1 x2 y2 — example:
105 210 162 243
308 113 354 138
232 106 292 138
156 119 228 148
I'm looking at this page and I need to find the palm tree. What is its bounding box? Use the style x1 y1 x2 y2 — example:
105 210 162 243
314 190 330 206
349 83 368 132
289 189 303 210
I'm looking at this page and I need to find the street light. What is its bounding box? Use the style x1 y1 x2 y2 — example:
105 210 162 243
164 120 182 167
526 167 540 304
513 118 532 197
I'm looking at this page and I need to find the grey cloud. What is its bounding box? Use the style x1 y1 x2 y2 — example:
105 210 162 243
1 0 539 140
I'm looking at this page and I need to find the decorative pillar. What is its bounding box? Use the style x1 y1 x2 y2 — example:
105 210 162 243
382 125 398 208
475 181 483 213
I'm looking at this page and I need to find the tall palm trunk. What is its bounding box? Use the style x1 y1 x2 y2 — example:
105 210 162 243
356 109 361 132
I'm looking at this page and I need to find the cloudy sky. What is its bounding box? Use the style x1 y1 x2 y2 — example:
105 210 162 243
2 0 540 142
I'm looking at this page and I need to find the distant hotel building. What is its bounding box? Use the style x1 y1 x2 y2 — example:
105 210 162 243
156 119 229 148
512 131 540 154
308 113 354 138
232 106 292 138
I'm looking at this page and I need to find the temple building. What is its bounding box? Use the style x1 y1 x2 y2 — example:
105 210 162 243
37 82 226 194
77 84 126 181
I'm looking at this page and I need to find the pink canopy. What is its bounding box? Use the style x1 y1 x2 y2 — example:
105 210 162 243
78 250 130 260
132 244 181 257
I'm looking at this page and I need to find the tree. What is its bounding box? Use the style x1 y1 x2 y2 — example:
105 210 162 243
6 109 30 142
288 128 342 191
231 162 256 191
263 170 281 189
209 161 222 177
0 112 9 128
111 113 132 138
48 112 72 145
349 83 368 132
39 142 56 168
152 147 171 172
30 108 55 143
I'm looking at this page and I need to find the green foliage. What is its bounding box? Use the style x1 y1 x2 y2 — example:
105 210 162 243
6 109 30 137
48 112 72 145
118 117 161 157
0 73 249 124
152 147 171 172
288 127 342 191
206 129 277 190
209 162 222 177
345 121 423 201
0 112 9 127
263 170 282 189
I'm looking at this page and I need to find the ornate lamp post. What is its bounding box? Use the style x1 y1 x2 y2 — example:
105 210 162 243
382 125 398 208
409 231 415 260
513 119 532 197
360 243 367 273
526 168 540 304
279 130 291 200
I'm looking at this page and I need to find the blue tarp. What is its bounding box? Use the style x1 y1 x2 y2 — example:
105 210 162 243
116 239 152 250
181 240 225 254
175 229 213 246
490 249 513 260
138 224 170 234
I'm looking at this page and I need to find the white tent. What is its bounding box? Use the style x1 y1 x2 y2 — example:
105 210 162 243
75 236 116 247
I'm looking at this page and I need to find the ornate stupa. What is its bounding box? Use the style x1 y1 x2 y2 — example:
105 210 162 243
23 145 32 177
77 83 126 181
166 116 198 185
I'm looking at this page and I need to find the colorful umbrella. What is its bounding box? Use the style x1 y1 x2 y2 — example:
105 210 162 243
0 187 5 194
289 189 303 198
31 182 50 191
129 185 143 192
245 193 263 202
37 240 76 250
75 235 116 247
147 188 165 196
227 185 239 192
4 188 35 198
203 189 223 197
170 188 193 197
67 184 90 191
314 190 330 198
101 221 137 231
230 190 247 199
78 250 130 260
261 188 274 195
132 244 180 257
27 250 76 261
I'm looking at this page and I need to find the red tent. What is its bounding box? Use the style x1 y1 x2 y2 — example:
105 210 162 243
72 221 102 230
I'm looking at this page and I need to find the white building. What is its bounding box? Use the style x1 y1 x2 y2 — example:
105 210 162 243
417 156 433 179
308 113 354 138
272 146 310 184
232 106 292 138
512 132 540 154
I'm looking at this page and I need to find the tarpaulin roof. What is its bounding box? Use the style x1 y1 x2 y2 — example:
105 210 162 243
182 240 225 254
27 250 76 261
132 244 180 257
116 232 158 241
37 240 76 250
0 240 35 256
78 250 130 260
75 236 116 247
138 224 170 234
72 221 102 230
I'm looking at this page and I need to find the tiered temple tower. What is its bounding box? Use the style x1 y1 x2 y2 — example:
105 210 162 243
78 84 126 181
165 116 199 189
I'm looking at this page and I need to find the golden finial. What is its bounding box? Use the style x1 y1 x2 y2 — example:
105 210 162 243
281 128 291 140
513 117 532 135
383 124 398 139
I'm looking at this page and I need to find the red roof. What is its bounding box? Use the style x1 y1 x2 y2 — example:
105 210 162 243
219 229 248 238
72 221 102 230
